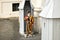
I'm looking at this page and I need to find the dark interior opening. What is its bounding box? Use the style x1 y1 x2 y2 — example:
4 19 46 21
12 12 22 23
24 1 31 16
12 3 19 11
24 1 31 32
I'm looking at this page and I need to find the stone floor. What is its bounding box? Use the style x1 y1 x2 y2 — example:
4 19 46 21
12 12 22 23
18 33 41 40
0 17 41 40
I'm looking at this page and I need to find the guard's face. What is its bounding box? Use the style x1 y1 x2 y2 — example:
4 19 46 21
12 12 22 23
28 13 30 16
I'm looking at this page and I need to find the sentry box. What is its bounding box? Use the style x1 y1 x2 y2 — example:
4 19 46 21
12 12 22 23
39 0 60 40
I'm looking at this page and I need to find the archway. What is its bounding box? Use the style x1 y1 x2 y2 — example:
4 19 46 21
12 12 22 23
19 0 34 35
24 0 33 33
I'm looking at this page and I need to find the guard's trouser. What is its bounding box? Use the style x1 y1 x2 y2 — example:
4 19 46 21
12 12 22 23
26 22 33 36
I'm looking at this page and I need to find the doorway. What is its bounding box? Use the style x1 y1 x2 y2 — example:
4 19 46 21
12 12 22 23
24 0 32 33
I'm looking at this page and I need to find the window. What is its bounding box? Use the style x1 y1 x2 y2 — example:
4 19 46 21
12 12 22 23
12 3 19 11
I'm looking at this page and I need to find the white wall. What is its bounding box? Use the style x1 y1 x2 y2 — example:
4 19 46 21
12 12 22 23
40 18 53 40
0 2 1 14
0 1 20 18
41 18 60 40
31 0 42 8
1 0 20 2
53 0 60 18
37 17 41 33
53 19 60 40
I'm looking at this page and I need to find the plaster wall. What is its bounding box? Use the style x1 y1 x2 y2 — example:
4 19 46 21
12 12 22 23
0 1 20 18
0 2 1 14
37 17 41 33
53 19 60 40
31 0 42 8
41 18 60 40
1 0 21 2
53 0 60 18
40 18 53 40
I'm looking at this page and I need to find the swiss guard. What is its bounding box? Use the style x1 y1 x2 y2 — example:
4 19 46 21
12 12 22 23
24 11 34 38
